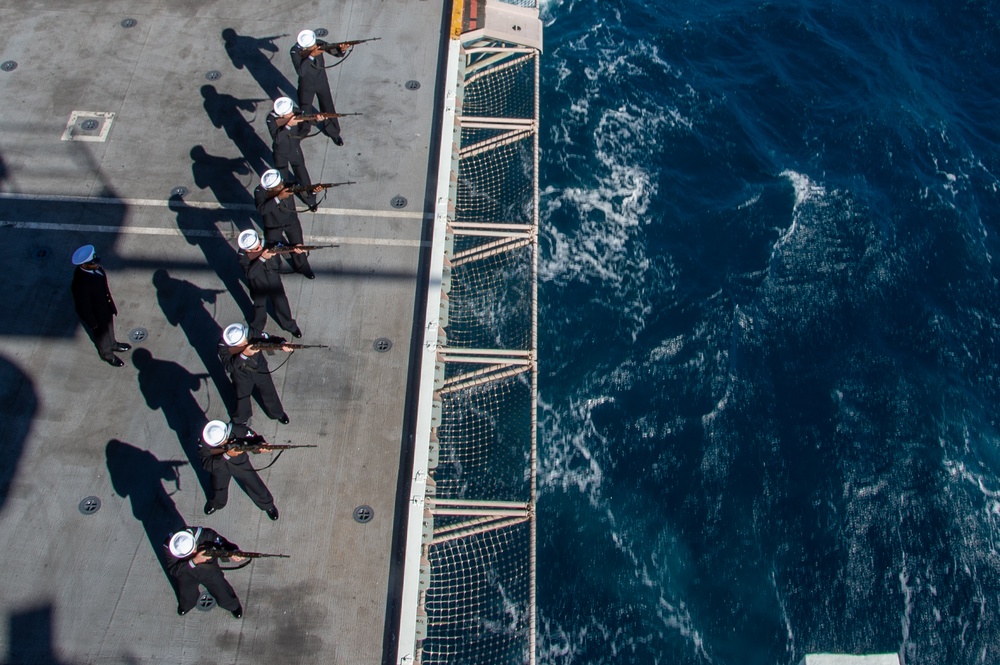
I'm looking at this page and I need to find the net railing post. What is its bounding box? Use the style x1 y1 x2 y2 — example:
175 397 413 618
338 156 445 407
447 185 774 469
528 42 540 665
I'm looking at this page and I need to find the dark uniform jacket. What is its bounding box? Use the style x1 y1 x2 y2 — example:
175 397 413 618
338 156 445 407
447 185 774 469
164 526 238 577
253 186 300 231
71 267 117 329
218 339 272 374
265 112 312 166
197 435 262 477
238 249 285 298
289 41 340 94
218 339 275 391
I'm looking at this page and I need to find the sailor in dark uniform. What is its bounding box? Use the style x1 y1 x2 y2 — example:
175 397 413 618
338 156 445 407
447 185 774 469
217 322 292 432
237 229 302 339
290 29 346 146
253 169 318 279
265 96 318 210
199 419 279 520
70 244 131 367
166 525 245 617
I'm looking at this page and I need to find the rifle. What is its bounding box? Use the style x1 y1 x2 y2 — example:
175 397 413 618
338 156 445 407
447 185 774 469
300 111 361 122
319 37 381 54
266 180 356 199
200 547 290 560
205 435 319 455
264 242 339 255
288 181 356 194
248 338 329 351
275 111 361 127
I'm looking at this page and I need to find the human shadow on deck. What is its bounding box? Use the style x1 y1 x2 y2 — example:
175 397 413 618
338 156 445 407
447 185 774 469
105 440 187 585
3 605 74 665
152 269 235 413
0 357 37 513
168 194 253 316
201 85 272 178
221 28 296 101
190 145 254 207
132 348 216 498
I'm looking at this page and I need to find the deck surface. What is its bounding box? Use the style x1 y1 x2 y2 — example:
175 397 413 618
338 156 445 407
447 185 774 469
0 1 445 663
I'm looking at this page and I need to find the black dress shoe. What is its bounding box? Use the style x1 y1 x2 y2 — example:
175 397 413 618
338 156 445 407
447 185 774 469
291 329 303 339
204 502 218 515
178 605 190 616
301 269 316 279
332 136 344 146
231 606 243 619
106 356 125 367
266 506 279 521
277 414 290 425
113 342 132 352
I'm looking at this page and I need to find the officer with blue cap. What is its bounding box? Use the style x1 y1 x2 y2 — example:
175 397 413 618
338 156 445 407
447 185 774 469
70 244 131 367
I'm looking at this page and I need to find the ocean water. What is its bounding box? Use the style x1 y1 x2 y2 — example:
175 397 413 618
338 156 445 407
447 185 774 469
533 1 1000 664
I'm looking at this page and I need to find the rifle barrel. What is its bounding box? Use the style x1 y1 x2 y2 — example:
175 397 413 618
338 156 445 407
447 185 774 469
273 245 338 252
203 547 290 559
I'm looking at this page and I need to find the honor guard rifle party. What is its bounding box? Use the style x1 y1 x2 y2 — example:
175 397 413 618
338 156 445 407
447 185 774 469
69 29 375 618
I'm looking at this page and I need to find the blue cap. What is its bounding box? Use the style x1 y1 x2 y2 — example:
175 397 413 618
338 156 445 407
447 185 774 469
72 244 96 265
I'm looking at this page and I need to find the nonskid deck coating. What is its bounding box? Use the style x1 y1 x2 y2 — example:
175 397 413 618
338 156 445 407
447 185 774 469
0 1 448 663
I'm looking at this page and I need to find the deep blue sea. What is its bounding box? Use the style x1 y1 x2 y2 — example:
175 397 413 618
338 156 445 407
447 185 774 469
534 1 1000 663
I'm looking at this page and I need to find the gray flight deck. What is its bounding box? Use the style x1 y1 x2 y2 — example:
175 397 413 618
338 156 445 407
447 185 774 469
0 1 448 663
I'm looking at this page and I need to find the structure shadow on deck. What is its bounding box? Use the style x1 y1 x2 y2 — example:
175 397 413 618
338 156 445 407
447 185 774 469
0 357 36 513
1 140 127 338
4 605 74 665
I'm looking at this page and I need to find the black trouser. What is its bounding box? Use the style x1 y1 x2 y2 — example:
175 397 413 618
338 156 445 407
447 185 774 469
249 285 297 338
232 372 285 427
297 84 341 140
263 224 311 274
206 454 275 511
176 563 240 612
87 318 119 361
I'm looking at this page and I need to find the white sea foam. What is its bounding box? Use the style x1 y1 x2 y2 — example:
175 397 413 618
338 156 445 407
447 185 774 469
542 36 691 338
780 169 826 209
538 0 573 27
650 335 685 363
537 393 607 507
775 169 827 253
737 192 761 210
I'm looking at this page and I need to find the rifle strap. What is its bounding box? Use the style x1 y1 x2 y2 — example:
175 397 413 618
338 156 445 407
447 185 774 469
321 46 353 69
255 449 285 471
219 558 253 571
260 350 294 375
292 189 328 214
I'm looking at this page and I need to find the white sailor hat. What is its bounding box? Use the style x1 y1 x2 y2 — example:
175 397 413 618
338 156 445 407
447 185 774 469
238 229 261 251
202 420 232 447
297 29 317 48
272 97 294 116
223 323 249 347
168 530 197 558
261 169 282 189
72 244 96 265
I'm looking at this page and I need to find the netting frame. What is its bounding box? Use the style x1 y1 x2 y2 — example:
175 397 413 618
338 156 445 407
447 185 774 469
396 4 541 664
